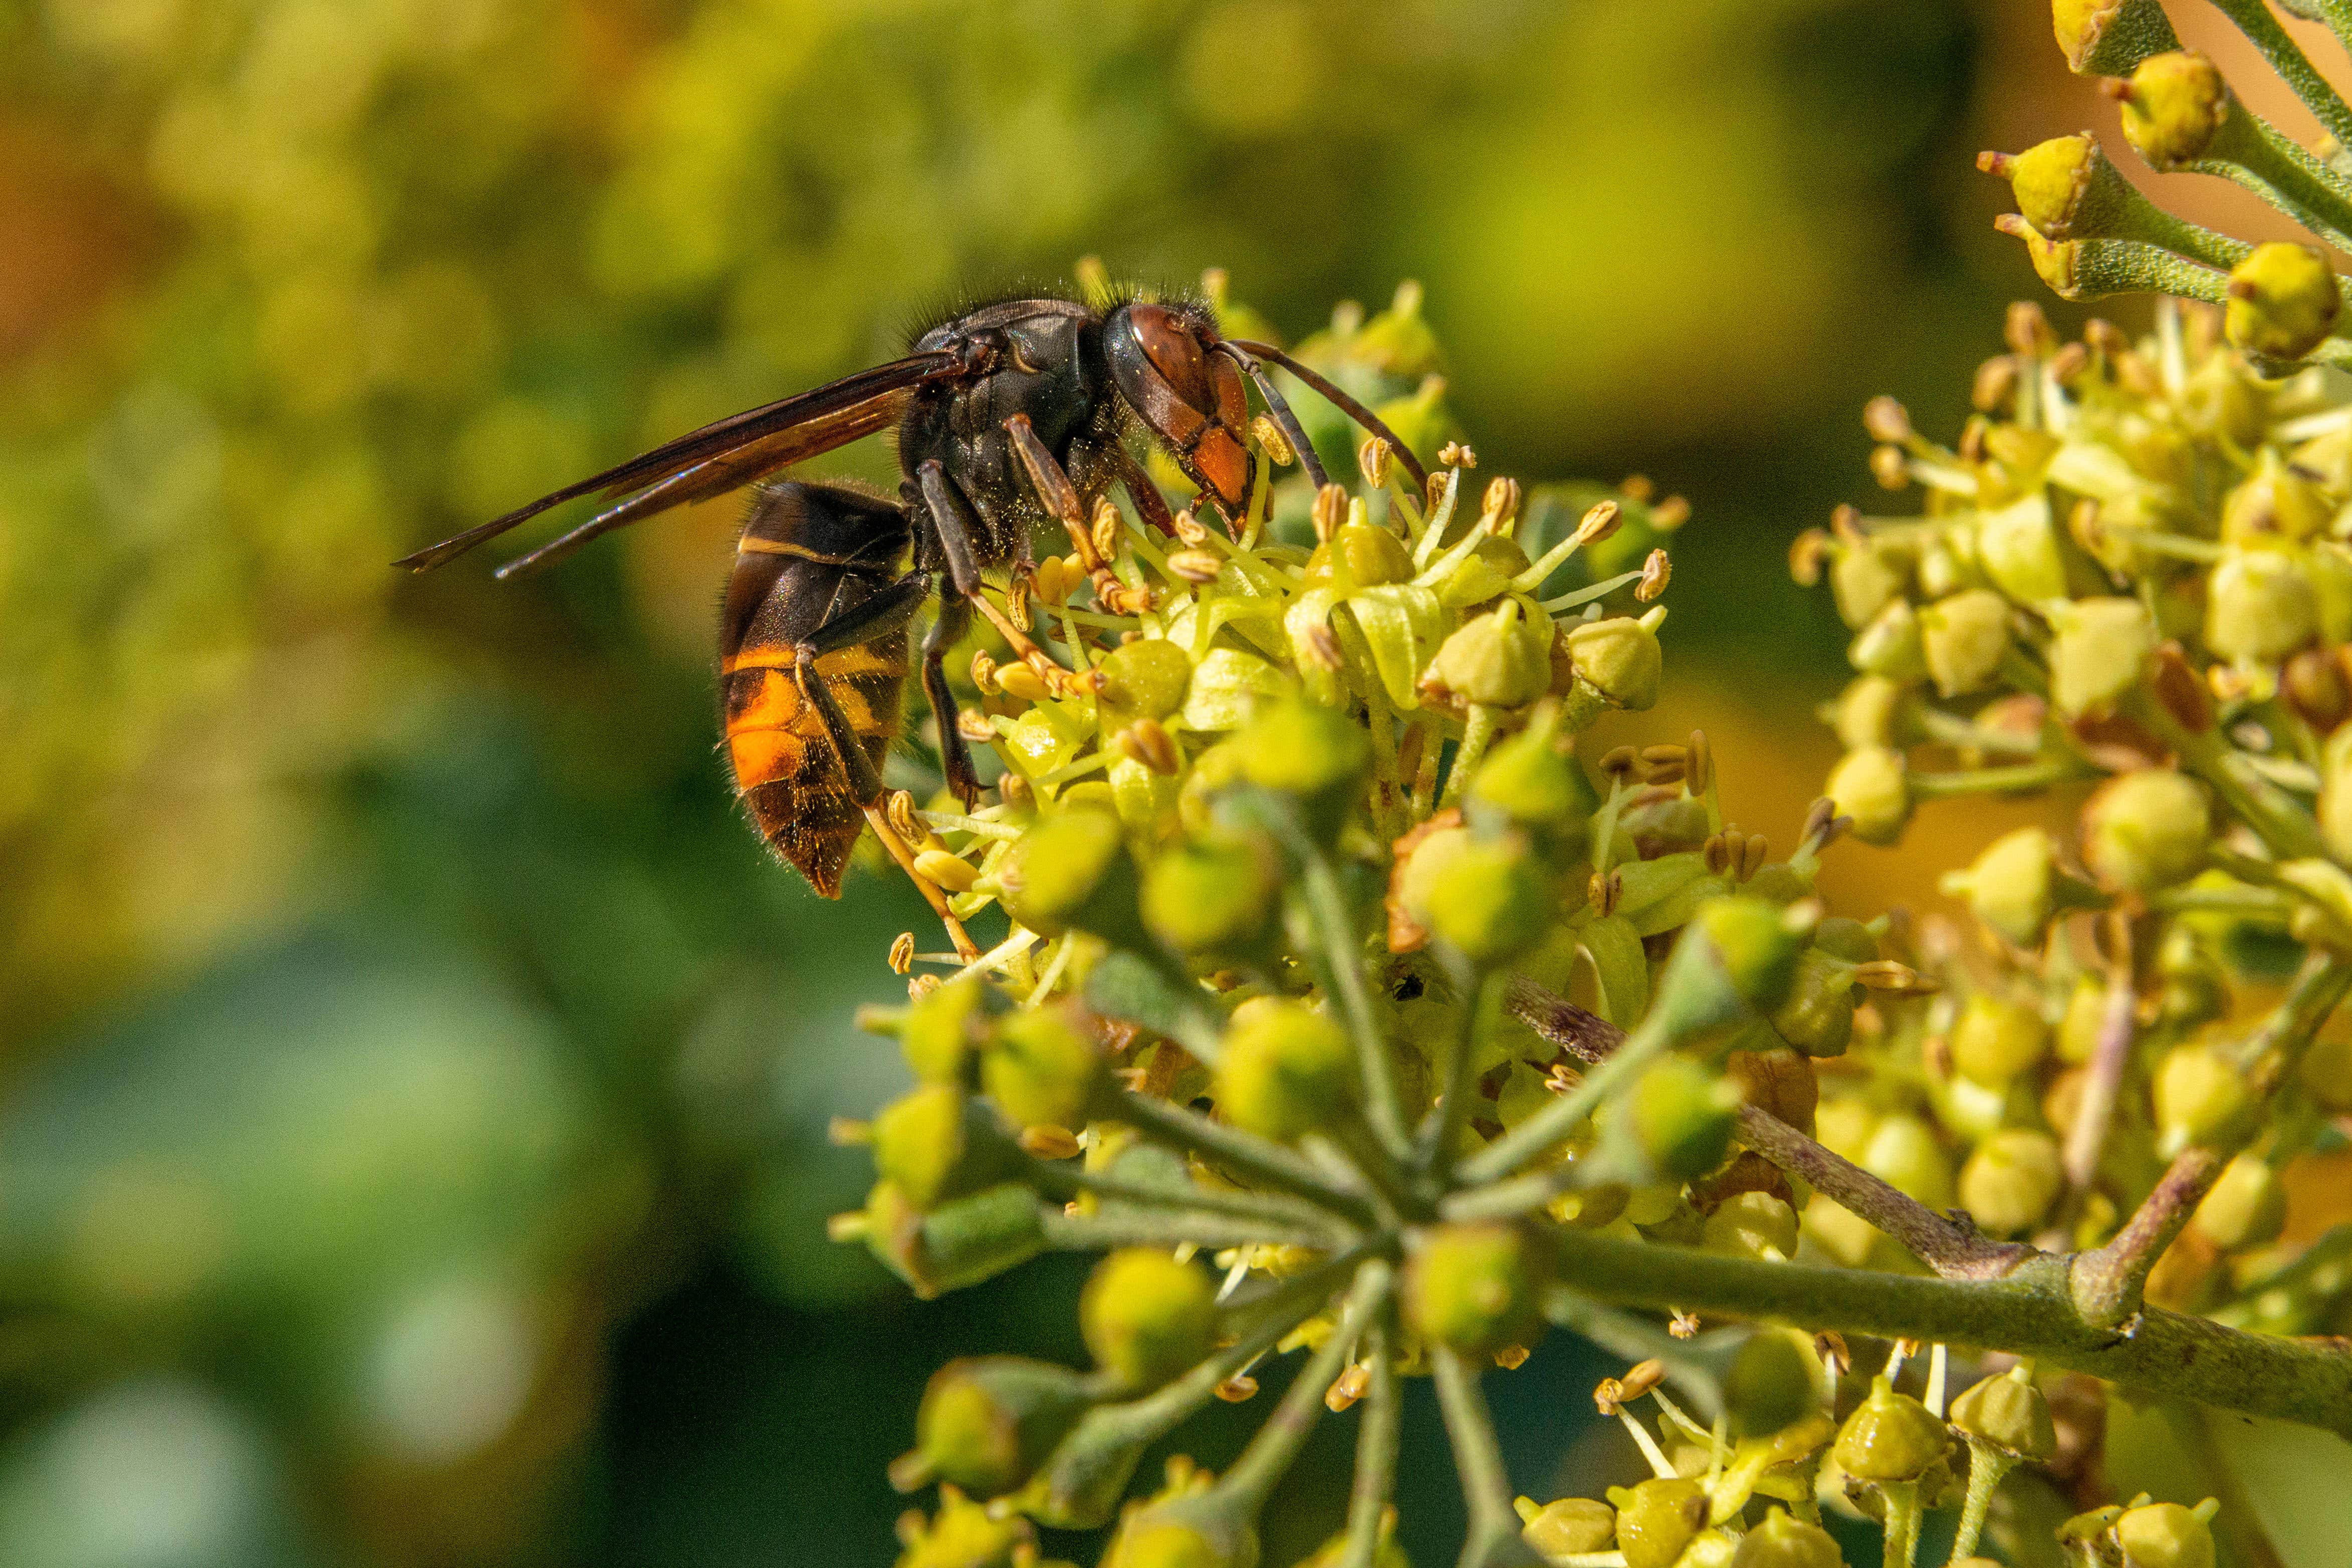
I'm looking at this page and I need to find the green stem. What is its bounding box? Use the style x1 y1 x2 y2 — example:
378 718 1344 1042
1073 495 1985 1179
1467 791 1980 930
1430 1345 1545 1568
1951 1437 2015 1563
1423 961 1504 1175
1049 1252 1368 1504
1441 703 1503 809
1907 757 2095 798
1232 790 1414 1160
2071 953 2352 1324
1455 979 1698 1186
1880 1479 1922 1568
1040 1206 1334 1252
1038 1160 1352 1238
1539 1236 2352 1440
1103 1087 1376 1224
1339 1309 1403 1568
2212 0 2352 147
1219 1260 1393 1515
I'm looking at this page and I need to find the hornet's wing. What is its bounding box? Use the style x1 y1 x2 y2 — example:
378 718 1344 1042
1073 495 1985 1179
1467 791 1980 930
395 351 969 577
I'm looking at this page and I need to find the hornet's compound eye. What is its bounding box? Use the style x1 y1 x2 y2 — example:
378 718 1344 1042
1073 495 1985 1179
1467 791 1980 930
1107 303 1253 521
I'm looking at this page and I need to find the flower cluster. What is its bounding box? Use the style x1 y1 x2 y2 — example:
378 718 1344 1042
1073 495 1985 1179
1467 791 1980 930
1796 291 2352 1338
817 282 2315 1567
1987 0 2352 369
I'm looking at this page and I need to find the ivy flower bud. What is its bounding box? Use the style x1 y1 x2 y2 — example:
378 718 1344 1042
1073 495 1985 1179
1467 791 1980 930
2207 547 2320 664
982 1007 1104 1131
1978 494 2068 603
1080 1249 1217 1393
2189 1152 2285 1250
1834 674 1924 750
1826 745 1912 846
859 1181 1047 1300
1920 589 2012 697
2082 770 2210 893
1830 537 1909 629
1141 834 1280 960
2118 51 2228 170
1725 1333 1820 1438
874 1083 1024 1210
1432 600 1554 706
902 973 992 1084
1403 1220 1552 1355
1729 1508 1843 1568
2226 243 2341 363
1690 896 1812 1013
1860 1113 1955 1209
1235 697 1371 835
1520 1497 1615 1556
2154 1043 2252 1153
1952 993 2051 1085
1624 1057 1741 1181
1945 826 2094 946
1958 1129 2065 1237
1948 1366 2057 1460
2053 0 2181 76
1095 637 1193 722
1469 713 1599 831
1305 520 1414 591
2298 1030 2352 1112
1605 1478 1710 1568
1215 998 1356 1141
1704 1190 1801 1262
1566 612 1665 710
2114 1501 2218 1568
1769 947 1857 1058
1832 1375 1951 1483
2222 450 2331 546
1420 838 1557 966
1000 810 1145 945
905 1357 1094 1498
894 1487 1035 1568
1850 598 1928 684
2002 132 2183 249
1105 1517 1245 1568
2049 598 2154 716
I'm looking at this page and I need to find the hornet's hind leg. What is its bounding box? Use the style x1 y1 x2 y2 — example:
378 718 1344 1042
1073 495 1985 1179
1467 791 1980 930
788 575 979 960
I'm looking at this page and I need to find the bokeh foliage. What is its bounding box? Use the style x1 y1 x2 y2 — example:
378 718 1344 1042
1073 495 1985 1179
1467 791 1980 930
0 1 2045 1563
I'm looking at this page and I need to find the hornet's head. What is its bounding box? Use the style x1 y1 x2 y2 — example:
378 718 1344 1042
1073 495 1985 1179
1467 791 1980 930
1103 301 1255 526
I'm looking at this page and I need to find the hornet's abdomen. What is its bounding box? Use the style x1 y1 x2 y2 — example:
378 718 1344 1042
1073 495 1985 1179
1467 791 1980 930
720 482 910 897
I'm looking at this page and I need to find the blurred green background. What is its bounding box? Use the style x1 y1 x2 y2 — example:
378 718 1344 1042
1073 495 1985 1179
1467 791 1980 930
0 0 2135 1561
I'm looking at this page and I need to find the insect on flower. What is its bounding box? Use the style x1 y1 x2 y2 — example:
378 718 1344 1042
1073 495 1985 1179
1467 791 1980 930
396 286 1424 901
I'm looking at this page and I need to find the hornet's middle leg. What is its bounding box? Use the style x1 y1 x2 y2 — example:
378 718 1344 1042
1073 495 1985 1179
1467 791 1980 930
914 458 1093 697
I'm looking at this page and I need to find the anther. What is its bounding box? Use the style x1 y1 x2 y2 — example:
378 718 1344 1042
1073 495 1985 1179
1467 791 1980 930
1250 414 1295 466
1167 549 1222 584
1311 483 1349 543
1635 547 1672 602
1862 395 1913 444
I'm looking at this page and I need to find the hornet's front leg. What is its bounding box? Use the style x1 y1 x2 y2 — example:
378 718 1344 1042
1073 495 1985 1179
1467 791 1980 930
1004 414 1153 615
914 458 1093 697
